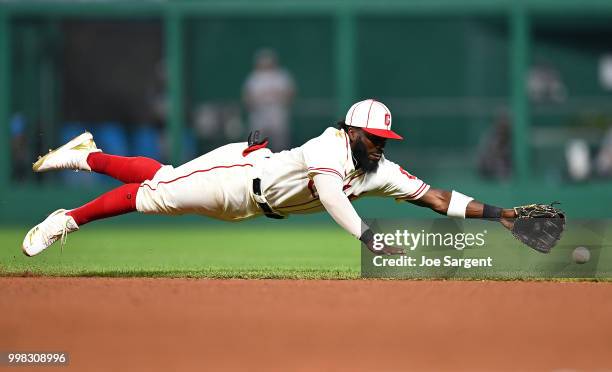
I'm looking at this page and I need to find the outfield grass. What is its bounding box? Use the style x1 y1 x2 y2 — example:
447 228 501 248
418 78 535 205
0 224 360 279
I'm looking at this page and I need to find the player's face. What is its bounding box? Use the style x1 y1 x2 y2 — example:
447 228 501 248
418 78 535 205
361 131 387 162
349 128 386 173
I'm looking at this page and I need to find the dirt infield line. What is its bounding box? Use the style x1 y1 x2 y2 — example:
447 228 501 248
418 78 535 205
1 278 611 371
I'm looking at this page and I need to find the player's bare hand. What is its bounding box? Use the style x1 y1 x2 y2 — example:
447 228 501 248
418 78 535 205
499 209 517 231
360 229 405 255
367 243 405 256
499 218 514 230
381 245 405 255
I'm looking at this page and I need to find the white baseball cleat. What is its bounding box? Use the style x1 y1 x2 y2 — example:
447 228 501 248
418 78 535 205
22 209 79 257
32 131 101 172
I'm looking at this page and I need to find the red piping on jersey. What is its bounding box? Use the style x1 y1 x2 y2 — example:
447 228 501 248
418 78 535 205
307 167 343 179
400 166 417 180
408 182 427 198
242 140 269 157
139 163 253 191
404 182 427 199
365 99 375 128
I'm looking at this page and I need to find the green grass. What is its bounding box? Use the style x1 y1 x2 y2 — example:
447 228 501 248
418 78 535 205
0 224 360 279
2 219 611 280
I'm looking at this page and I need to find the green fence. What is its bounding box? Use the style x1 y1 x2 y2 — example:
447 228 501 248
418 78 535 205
1 0 612 223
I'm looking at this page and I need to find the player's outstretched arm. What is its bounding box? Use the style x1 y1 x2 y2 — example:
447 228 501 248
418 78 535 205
411 188 566 253
313 173 404 255
409 187 516 227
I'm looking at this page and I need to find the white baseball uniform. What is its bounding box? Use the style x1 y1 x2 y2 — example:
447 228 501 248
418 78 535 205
135 127 430 230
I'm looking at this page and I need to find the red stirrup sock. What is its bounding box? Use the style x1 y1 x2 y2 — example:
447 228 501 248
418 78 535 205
67 183 140 226
87 152 162 184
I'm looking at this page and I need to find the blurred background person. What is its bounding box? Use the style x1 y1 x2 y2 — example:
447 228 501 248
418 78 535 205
566 138 591 182
596 127 612 178
242 48 295 152
10 113 29 182
478 110 512 181
527 60 568 104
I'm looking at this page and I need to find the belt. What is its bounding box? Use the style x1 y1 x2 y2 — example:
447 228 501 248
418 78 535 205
252 178 285 219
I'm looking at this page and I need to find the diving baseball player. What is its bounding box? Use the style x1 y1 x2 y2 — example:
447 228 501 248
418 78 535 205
23 99 558 257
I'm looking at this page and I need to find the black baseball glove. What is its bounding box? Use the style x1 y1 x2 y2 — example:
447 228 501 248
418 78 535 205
511 203 565 253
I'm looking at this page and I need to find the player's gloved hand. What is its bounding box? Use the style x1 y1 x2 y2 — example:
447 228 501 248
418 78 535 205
509 203 566 253
247 130 269 147
359 229 406 256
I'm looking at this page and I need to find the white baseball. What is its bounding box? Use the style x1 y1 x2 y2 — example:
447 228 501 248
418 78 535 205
572 246 590 264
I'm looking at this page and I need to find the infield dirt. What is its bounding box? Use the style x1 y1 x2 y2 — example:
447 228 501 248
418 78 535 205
1 278 611 371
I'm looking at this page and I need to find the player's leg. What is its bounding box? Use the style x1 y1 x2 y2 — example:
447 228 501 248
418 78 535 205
22 183 140 257
136 142 265 219
23 141 265 256
86 152 162 184
65 183 139 225
33 131 163 183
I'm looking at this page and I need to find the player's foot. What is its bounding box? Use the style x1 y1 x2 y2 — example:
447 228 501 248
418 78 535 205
32 131 101 172
22 209 79 257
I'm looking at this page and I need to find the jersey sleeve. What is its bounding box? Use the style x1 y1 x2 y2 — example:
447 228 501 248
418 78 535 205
302 128 349 180
378 160 430 200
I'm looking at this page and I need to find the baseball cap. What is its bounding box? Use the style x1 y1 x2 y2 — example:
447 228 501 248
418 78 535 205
345 99 403 140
